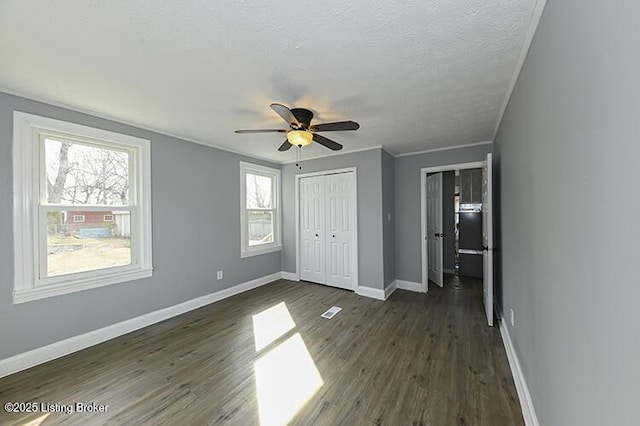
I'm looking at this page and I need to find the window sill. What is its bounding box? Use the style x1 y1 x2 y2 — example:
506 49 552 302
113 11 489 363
241 245 283 258
13 267 153 304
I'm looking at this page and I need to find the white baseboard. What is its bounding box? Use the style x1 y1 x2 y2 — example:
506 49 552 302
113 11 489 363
384 281 397 299
0 271 283 379
395 279 426 293
281 271 298 281
356 286 386 301
358 280 426 300
497 307 539 426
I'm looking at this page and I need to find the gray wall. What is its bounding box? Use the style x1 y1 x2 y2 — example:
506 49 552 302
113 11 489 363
494 1 640 424
381 150 395 286
281 149 385 290
441 171 455 271
0 92 281 360
395 144 492 283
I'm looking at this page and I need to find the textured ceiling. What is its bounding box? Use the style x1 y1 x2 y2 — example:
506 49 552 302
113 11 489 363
0 0 539 162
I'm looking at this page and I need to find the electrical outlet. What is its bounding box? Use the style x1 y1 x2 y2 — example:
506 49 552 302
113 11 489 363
387 212 392 222
510 309 515 327
217 270 223 280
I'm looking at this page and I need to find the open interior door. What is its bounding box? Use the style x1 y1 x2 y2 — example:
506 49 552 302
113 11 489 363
482 153 494 326
426 172 443 287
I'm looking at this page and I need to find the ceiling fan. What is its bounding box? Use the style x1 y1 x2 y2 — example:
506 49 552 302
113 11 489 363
235 103 360 152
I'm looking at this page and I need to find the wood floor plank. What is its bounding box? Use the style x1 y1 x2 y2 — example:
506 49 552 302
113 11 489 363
0 276 523 425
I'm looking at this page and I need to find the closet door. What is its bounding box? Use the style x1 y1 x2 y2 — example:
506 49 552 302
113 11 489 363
300 176 325 283
324 172 354 290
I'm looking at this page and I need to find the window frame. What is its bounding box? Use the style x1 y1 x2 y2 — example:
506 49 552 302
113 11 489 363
239 161 282 258
12 111 153 304
103 214 114 222
73 214 86 223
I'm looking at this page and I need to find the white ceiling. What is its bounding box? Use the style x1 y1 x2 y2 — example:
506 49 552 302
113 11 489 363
0 0 540 163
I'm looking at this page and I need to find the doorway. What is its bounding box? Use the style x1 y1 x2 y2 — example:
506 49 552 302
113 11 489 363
421 155 494 326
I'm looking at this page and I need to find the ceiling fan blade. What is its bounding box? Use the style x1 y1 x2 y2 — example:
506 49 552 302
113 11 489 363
310 121 360 132
278 140 292 151
234 129 287 134
270 103 300 127
312 133 343 151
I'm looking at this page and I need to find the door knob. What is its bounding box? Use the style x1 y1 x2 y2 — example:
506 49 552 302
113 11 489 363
315 234 319 237
332 234 336 238
435 232 445 238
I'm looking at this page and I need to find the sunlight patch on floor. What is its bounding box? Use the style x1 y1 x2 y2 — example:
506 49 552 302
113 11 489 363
19 414 50 426
252 302 296 351
254 332 324 426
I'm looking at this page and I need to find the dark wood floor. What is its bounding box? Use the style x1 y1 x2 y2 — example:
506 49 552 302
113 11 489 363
0 276 523 425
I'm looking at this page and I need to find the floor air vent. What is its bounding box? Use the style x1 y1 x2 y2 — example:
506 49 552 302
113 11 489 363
321 306 342 319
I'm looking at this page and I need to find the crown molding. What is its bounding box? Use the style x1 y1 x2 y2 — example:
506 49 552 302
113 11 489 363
394 140 493 158
1 88 495 165
492 0 548 140
0 87 278 165
280 145 386 164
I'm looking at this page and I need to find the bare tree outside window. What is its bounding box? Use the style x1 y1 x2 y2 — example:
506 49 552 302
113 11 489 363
246 173 272 209
246 173 274 245
46 141 72 204
45 139 129 206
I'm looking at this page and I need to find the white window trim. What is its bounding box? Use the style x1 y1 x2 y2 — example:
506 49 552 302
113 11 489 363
12 111 153 304
240 161 282 258
73 214 86 223
104 214 114 222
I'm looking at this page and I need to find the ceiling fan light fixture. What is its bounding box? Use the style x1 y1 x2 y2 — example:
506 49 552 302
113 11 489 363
287 130 313 147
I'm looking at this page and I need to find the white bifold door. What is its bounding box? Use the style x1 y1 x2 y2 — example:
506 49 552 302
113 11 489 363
300 172 355 290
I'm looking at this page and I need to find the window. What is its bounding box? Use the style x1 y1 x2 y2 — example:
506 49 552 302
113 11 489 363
240 162 281 257
12 112 153 303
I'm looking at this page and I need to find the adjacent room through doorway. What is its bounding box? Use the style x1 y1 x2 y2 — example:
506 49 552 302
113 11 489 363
427 167 484 284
